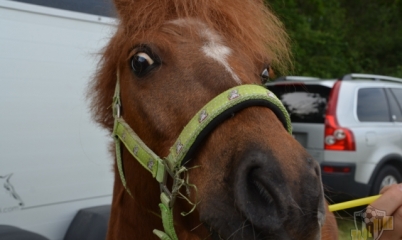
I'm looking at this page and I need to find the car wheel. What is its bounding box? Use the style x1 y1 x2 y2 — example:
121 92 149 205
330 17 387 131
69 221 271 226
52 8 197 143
371 165 402 195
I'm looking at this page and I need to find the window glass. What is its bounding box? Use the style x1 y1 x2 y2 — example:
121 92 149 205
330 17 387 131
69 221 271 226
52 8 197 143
357 88 390 122
385 89 402 122
11 0 116 17
267 84 331 123
391 88 402 109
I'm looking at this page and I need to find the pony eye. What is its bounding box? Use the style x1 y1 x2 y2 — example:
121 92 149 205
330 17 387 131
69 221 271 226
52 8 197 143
261 68 270 83
130 52 157 77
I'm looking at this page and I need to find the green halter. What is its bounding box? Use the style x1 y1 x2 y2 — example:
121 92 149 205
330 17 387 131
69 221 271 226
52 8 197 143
112 73 292 239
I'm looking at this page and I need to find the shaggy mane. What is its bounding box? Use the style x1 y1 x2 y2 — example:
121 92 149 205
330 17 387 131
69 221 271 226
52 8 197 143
88 0 292 131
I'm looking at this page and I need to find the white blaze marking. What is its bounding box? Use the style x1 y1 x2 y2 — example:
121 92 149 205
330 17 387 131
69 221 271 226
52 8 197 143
200 28 241 84
168 18 242 84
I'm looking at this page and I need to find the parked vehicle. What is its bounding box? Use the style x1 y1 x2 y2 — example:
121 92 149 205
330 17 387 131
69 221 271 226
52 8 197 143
0 0 116 239
266 73 402 202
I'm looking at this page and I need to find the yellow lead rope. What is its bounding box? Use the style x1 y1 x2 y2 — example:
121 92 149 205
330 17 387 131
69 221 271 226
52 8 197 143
328 195 381 212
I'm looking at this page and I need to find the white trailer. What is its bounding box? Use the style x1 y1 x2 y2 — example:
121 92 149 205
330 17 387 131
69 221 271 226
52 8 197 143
0 0 116 239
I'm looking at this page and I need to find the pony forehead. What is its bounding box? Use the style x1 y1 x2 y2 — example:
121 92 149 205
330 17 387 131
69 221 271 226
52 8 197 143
166 18 222 41
168 18 203 27
167 18 242 84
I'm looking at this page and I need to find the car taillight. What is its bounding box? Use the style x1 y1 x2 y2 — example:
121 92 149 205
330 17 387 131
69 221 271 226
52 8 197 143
324 115 355 150
322 166 351 173
324 81 356 151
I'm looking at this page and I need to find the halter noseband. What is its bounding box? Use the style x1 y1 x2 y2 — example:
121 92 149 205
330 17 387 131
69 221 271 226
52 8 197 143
112 72 291 240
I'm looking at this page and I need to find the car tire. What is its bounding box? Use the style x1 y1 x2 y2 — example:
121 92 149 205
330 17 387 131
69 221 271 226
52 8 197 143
371 165 402 195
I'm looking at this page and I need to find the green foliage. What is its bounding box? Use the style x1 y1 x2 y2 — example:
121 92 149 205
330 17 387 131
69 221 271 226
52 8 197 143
267 0 402 78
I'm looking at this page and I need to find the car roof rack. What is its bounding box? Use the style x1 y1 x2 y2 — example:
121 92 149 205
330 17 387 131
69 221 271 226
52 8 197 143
342 73 402 83
274 76 320 81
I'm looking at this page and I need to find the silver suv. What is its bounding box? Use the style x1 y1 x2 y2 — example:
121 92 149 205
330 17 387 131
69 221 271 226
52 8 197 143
266 74 402 202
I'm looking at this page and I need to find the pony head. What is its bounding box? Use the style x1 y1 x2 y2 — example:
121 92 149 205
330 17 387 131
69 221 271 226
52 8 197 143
89 0 329 239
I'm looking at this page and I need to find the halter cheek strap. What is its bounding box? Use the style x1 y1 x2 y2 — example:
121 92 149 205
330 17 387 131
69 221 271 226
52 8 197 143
112 75 291 239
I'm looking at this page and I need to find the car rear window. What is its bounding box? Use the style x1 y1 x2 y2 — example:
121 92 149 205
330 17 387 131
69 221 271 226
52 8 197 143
267 84 331 123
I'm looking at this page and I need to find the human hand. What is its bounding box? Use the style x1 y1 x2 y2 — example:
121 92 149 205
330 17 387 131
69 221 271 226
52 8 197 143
370 183 402 239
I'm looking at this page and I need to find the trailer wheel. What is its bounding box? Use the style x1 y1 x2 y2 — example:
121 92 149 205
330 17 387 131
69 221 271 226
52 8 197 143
64 205 110 240
0 225 49 240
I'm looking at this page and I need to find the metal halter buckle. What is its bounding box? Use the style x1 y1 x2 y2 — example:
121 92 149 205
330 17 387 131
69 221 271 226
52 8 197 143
159 164 178 208
114 103 121 118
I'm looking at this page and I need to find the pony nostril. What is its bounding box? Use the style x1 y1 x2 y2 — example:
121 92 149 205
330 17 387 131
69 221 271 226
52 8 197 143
248 170 274 205
234 167 282 229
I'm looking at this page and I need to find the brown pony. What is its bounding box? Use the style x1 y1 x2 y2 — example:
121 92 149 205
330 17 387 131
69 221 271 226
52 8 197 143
89 0 338 239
